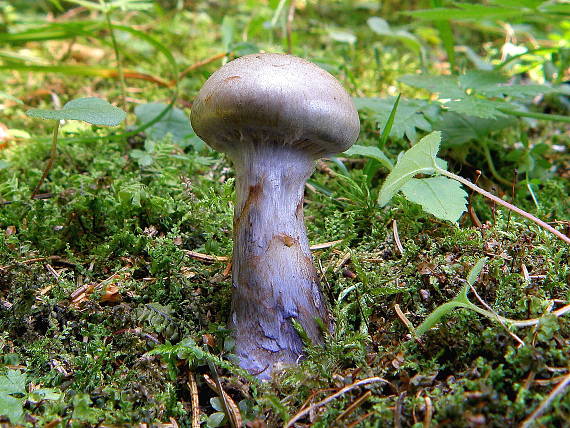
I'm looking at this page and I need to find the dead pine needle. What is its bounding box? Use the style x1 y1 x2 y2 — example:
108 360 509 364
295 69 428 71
187 372 201 428
392 219 404 255
335 390 372 423
284 377 390 427
519 372 570 428
394 304 415 334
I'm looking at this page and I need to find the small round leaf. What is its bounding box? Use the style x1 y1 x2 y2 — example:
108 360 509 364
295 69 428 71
26 97 126 126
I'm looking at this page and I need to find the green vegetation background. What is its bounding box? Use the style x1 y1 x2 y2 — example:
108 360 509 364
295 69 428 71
0 0 569 426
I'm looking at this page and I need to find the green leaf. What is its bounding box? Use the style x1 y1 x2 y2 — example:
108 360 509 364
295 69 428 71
435 112 516 146
401 176 468 223
355 97 433 141
135 103 202 149
445 96 508 119
367 17 425 58
404 4 525 21
0 370 26 395
378 131 441 206
467 257 488 286
26 97 126 126
207 411 226 428
328 29 357 44
72 393 101 423
459 70 507 91
344 145 393 171
399 75 464 99
0 395 24 424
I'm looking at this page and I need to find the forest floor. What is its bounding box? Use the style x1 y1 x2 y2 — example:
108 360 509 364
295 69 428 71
0 1 569 427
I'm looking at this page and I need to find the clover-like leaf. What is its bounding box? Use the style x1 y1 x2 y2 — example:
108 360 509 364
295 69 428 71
378 131 441 206
401 176 468 223
26 97 126 126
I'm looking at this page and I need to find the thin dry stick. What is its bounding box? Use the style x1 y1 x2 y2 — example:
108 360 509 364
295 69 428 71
286 0 296 54
187 372 201 428
392 219 404 255
469 284 526 347
394 391 406 428
423 395 433 428
394 304 415 333
335 390 372 422
178 52 228 82
32 121 60 198
519 372 570 428
439 170 570 244
284 377 390 427
203 374 242 428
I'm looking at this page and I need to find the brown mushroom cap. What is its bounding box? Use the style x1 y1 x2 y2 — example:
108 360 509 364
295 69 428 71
190 53 360 157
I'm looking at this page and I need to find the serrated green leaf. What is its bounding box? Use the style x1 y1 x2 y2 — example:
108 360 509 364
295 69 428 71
436 112 516 146
0 395 24 423
467 257 488 286
26 97 126 126
344 145 393 170
367 17 424 57
0 370 26 395
459 70 507 91
355 97 433 141
135 103 202 149
401 176 468 223
378 131 441 206
445 96 508 119
399 75 465 99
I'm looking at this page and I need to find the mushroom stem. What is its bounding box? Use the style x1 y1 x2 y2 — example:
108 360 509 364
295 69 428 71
229 140 331 378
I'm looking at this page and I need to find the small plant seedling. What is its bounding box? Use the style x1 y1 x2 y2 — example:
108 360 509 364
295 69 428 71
377 131 570 244
0 369 61 424
415 258 570 336
26 97 126 197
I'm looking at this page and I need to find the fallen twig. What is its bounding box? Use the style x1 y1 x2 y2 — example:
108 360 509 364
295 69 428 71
392 219 404 255
178 52 228 82
187 371 201 428
520 372 570 428
284 376 390 427
203 374 242 428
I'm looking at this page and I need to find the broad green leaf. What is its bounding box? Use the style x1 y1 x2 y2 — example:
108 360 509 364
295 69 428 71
399 75 465 99
445 96 508 119
378 131 441 206
0 160 9 170
0 370 26 395
404 4 525 21
328 29 357 44
344 145 393 170
207 411 226 427
467 257 488 286
355 97 433 141
459 70 507 91
401 176 468 223
135 103 203 149
210 397 224 412
0 395 24 424
26 97 126 126
367 17 425 58
435 112 516 146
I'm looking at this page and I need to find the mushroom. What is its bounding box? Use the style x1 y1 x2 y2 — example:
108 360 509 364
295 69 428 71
191 53 360 378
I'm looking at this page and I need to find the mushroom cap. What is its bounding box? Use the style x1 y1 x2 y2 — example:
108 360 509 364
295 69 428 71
190 53 360 157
